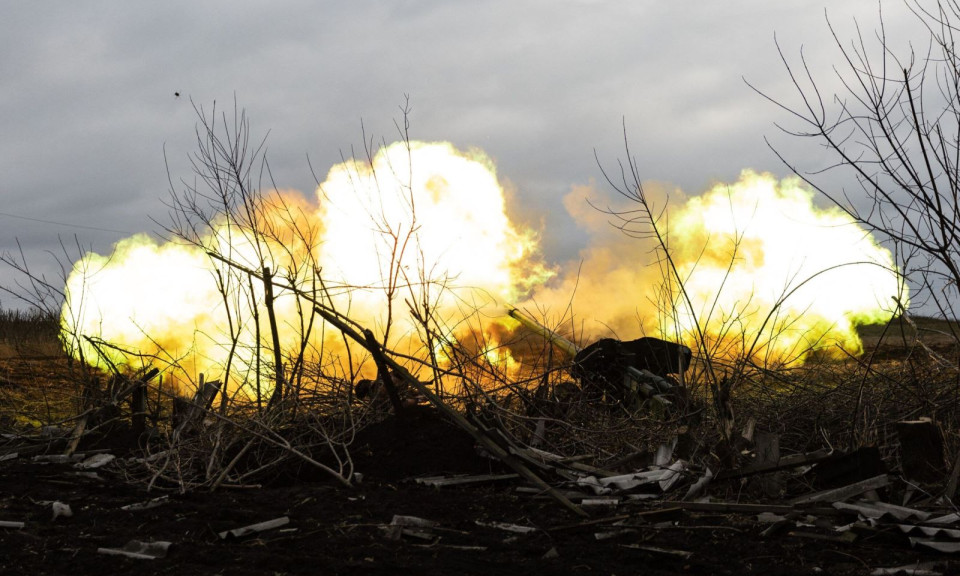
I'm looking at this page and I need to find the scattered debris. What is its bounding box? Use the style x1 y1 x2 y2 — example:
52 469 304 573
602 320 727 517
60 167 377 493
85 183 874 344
51 501 72 521
218 516 290 539
910 539 960 554
620 543 693 559
790 474 891 505
474 520 538 534
382 515 439 541
581 497 620 507
75 453 115 469
172 377 221 442
121 495 170 511
33 454 85 464
683 467 713 500
97 540 172 560
870 562 942 576
414 473 518 487
2 318 958 574
833 500 929 521
389 515 437 528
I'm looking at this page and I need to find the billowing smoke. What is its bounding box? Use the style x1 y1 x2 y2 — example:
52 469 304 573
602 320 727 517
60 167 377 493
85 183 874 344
62 144 906 390
525 170 906 363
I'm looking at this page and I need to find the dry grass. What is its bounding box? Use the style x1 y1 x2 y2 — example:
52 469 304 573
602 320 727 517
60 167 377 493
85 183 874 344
0 309 74 428
2 309 959 485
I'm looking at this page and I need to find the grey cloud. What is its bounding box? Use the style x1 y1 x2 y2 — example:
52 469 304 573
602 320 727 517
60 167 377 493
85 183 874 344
0 1 921 309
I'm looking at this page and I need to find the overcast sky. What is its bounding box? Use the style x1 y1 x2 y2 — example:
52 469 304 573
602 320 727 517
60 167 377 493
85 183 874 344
0 1 923 310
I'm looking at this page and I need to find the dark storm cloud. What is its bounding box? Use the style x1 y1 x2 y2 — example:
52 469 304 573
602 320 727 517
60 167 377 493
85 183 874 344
0 1 917 308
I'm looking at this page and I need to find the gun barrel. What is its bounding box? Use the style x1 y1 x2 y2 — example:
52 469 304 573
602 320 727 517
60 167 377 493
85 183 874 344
506 307 580 357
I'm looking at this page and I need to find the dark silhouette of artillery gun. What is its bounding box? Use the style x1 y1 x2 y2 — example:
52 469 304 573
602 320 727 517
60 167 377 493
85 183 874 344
507 307 691 408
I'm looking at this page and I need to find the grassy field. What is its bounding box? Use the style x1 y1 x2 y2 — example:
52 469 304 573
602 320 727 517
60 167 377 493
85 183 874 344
0 309 77 429
857 314 960 349
0 308 61 357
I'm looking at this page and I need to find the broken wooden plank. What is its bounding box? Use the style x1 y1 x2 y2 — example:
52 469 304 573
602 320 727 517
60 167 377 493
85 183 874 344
871 562 943 576
34 450 111 464
760 512 800 538
475 520 538 534
620 543 693 559
75 453 115 469
97 540 172 560
809 447 887 489
218 516 290 539
631 506 685 522
510 446 565 463
549 506 685 532
382 516 439 541
714 448 833 480
833 501 930 521
566 461 621 477
415 473 518 487
581 498 620 507
791 474 891 505
662 501 795 515
788 530 858 543
390 515 437 528
121 496 170 511
594 528 636 540
1 444 44 458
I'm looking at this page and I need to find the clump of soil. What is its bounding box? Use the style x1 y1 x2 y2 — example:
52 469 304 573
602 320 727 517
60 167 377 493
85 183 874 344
350 406 501 481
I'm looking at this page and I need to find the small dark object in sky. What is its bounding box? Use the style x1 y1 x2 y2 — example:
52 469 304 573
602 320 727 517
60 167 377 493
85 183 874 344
174 92 180 98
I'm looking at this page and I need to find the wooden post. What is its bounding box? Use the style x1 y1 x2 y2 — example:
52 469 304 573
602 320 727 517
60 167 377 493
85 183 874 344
751 432 781 497
897 418 945 482
131 380 146 437
172 377 222 442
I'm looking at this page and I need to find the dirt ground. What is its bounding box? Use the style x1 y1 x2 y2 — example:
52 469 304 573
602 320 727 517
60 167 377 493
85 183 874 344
0 407 958 576
3 318 960 575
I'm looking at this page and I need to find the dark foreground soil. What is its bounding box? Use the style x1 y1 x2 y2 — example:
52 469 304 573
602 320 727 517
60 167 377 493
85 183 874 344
0 408 957 576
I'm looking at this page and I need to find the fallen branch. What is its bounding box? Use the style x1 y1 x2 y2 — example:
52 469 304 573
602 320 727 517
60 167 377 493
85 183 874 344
313 305 588 518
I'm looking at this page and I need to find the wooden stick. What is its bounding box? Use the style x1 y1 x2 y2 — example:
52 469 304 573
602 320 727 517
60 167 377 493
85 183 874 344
790 474 891 505
314 306 588 518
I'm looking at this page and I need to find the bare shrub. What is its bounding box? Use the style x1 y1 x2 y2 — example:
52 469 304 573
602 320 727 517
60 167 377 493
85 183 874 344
751 0 960 349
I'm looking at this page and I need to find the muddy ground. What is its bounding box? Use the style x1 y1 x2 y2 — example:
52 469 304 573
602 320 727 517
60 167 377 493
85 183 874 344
1 406 958 576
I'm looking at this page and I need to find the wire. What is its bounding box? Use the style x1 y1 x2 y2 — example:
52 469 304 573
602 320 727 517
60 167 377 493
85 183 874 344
0 210 133 235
